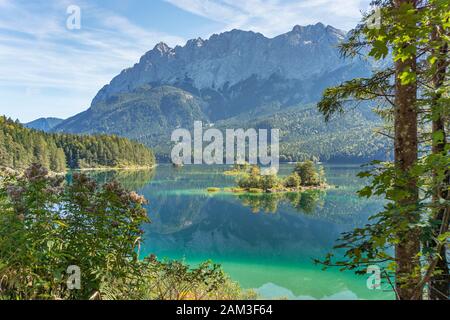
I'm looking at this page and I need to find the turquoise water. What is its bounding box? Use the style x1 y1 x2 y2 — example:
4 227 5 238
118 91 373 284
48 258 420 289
87 164 393 300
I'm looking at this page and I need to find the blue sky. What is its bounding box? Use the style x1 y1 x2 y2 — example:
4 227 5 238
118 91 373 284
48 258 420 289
0 0 371 122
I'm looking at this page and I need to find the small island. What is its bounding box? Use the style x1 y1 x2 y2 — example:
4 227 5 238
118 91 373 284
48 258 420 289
210 161 329 194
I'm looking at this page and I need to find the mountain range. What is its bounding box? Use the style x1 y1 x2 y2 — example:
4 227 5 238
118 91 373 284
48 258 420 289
25 117 64 131
52 23 389 162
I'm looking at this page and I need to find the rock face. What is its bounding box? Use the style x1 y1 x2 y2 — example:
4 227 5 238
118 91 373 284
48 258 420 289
92 23 357 106
54 23 387 162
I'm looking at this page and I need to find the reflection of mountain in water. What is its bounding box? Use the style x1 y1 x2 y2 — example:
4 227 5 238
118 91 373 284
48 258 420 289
83 164 391 300
141 191 382 260
256 282 360 300
79 165 383 257
81 165 383 260
74 169 156 191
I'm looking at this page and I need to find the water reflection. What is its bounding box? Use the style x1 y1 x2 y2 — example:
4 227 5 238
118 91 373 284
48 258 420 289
76 168 156 191
237 191 325 214
82 164 392 300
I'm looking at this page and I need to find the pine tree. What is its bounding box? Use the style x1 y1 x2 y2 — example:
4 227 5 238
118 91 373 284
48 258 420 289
0 116 155 172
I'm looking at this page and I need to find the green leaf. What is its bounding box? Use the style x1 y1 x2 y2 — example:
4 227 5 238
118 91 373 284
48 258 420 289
398 70 416 85
358 186 373 198
437 232 450 242
47 240 55 251
432 130 444 145
428 56 438 65
369 40 389 60
55 220 68 228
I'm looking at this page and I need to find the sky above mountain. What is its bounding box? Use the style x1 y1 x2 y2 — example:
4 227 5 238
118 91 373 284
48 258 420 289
0 0 372 122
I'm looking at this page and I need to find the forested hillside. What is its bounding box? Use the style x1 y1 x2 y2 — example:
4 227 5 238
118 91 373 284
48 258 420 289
53 85 208 160
0 116 155 172
53 85 389 163
216 104 390 163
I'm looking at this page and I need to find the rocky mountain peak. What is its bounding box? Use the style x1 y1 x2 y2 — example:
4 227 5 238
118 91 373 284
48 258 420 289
291 22 326 33
92 24 359 106
155 42 171 52
186 37 205 48
286 22 345 42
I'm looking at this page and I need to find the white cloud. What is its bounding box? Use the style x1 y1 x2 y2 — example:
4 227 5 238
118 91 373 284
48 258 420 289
0 0 371 122
0 1 184 88
0 0 185 121
166 0 371 36
0 0 11 7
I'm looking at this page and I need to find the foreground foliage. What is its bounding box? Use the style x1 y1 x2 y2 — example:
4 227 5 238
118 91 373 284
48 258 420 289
317 0 449 300
0 164 249 300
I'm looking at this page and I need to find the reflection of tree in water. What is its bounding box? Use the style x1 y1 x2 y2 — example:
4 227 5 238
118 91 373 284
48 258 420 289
285 191 325 214
79 169 156 191
238 193 284 213
237 190 325 214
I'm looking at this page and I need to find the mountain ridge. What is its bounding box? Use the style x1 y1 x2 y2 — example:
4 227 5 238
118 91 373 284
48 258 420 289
53 23 388 163
25 117 64 132
90 23 354 106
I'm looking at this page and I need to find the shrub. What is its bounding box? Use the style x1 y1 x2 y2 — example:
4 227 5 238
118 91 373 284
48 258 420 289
237 172 262 190
110 259 256 300
260 174 280 191
0 164 246 300
283 173 301 188
237 165 283 192
0 164 148 300
294 161 320 186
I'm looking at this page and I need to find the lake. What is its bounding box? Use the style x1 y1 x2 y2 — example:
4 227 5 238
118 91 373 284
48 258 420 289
87 164 394 300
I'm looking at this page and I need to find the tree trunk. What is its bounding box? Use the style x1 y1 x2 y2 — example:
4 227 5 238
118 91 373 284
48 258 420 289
393 0 421 301
429 24 449 300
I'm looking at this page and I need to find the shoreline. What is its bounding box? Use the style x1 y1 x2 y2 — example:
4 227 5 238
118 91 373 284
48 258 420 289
1 164 157 176
72 165 157 172
207 184 331 194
